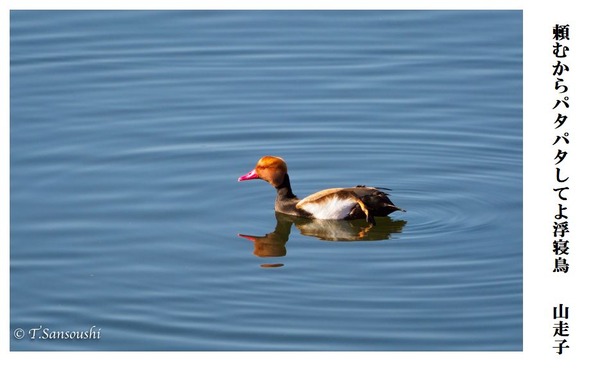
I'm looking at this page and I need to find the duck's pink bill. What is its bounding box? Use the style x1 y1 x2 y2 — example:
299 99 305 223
238 169 259 181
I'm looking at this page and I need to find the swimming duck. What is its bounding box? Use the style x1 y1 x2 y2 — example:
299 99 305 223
238 156 403 223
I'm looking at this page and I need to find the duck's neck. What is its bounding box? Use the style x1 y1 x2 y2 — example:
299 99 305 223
273 174 312 218
275 174 297 200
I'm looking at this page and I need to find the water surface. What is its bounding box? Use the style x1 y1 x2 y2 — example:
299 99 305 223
11 10 522 350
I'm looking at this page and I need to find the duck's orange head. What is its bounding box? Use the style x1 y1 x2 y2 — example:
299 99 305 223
238 156 288 187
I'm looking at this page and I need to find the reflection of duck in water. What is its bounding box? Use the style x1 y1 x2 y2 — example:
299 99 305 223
239 212 407 259
238 156 404 224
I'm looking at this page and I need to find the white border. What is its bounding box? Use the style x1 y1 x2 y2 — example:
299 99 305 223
3 1 598 389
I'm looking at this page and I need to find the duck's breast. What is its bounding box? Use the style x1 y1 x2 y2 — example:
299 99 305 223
296 189 359 220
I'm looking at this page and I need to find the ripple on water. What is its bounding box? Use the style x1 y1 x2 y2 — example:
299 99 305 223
401 188 507 240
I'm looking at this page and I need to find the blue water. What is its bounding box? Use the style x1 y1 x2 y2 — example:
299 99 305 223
10 10 522 351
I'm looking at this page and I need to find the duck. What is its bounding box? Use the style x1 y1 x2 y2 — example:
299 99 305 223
237 156 403 224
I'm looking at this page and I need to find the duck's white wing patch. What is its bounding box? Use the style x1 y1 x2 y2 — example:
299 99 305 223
296 193 357 220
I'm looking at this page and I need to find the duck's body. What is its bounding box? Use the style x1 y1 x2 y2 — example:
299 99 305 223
238 156 403 223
